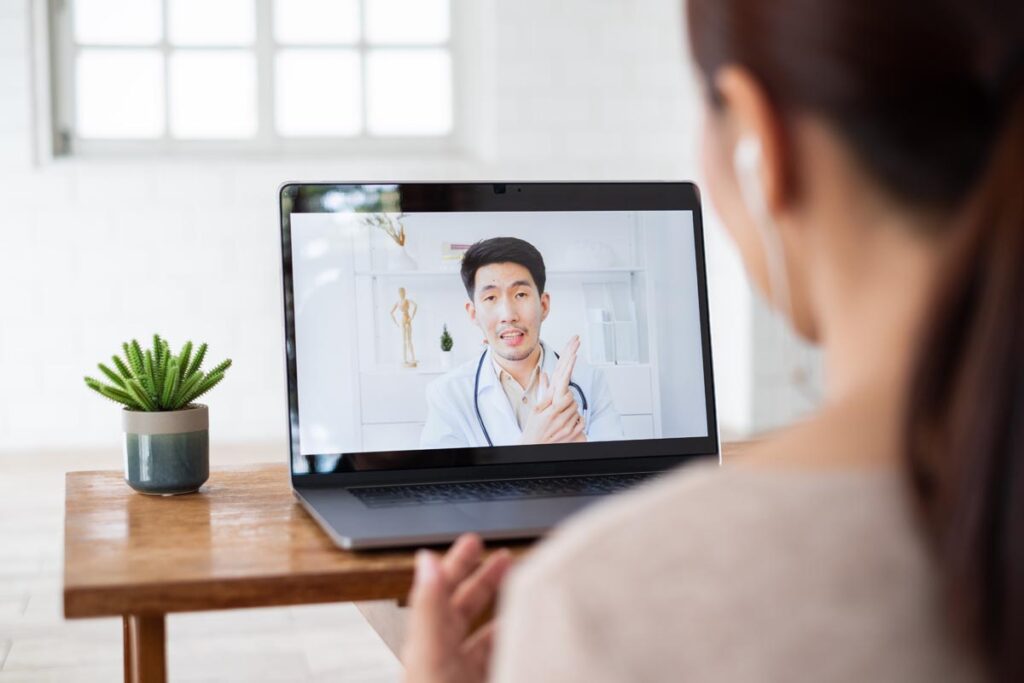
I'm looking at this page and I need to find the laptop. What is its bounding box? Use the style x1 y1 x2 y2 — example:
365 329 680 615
279 182 719 549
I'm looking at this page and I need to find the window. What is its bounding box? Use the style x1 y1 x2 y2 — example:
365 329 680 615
49 0 454 155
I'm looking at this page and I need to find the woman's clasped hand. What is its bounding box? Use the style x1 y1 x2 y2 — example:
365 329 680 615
402 534 514 683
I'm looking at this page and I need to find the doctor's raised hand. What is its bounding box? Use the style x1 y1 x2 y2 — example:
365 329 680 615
519 336 586 445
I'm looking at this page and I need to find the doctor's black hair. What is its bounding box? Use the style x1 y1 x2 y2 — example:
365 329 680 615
460 237 546 299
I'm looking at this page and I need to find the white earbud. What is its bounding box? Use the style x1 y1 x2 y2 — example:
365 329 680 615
732 135 793 322
732 136 764 211
734 135 761 169
732 136 821 407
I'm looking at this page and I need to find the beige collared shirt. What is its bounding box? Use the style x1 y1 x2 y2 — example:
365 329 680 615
492 345 545 430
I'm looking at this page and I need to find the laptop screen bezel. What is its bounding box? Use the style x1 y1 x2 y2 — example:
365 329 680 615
280 182 719 487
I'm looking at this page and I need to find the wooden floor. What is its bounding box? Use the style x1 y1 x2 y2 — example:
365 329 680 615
0 444 403 682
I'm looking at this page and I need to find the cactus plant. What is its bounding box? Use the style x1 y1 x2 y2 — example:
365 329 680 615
84 334 232 411
440 324 454 352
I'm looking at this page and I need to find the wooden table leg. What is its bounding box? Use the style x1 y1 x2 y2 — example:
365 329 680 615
356 600 408 659
356 596 498 663
123 614 166 683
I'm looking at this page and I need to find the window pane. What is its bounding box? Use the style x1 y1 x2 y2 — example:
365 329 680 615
169 51 257 139
76 49 164 138
168 0 255 45
366 49 451 135
273 0 360 44
73 0 161 45
365 0 449 44
275 50 361 136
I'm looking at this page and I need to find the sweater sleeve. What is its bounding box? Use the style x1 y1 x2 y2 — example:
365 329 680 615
488 550 623 683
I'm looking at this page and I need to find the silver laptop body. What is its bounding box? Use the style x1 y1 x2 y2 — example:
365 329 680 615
279 182 719 549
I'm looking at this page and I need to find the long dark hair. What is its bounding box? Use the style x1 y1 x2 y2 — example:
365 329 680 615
686 0 1024 679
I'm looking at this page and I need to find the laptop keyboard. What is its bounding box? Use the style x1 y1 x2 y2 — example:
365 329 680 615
349 472 657 508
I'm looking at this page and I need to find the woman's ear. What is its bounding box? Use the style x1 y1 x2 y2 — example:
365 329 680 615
714 66 791 216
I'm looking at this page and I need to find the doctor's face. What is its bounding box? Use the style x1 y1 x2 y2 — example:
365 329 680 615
466 262 550 362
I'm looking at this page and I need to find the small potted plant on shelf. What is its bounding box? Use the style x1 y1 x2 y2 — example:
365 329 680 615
84 335 231 496
439 324 454 370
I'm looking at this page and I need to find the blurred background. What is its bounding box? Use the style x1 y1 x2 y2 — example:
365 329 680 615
0 0 821 457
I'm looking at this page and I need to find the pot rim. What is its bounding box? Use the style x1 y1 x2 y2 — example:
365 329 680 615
121 402 207 413
122 403 208 435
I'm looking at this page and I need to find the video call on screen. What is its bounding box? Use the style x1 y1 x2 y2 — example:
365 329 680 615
289 206 707 474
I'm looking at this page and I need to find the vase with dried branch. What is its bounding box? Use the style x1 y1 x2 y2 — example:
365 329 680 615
363 213 418 271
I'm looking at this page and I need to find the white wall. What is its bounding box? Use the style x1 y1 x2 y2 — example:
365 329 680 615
0 0 815 454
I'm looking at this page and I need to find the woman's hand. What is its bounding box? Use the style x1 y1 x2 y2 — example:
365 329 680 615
402 534 514 683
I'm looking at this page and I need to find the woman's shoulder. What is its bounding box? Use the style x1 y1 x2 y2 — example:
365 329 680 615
515 460 911 584
496 461 978 681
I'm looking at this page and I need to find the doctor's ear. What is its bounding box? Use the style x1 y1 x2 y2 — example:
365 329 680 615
540 291 550 320
464 300 476 322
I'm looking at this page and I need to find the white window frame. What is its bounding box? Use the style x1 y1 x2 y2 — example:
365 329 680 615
46 0 462 158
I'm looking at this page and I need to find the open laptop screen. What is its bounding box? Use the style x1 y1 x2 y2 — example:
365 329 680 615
281 183 717 478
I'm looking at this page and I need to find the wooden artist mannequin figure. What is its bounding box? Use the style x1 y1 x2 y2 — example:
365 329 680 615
390 287 419 368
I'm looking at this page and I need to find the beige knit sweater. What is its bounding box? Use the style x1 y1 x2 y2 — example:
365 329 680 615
489 462 982 682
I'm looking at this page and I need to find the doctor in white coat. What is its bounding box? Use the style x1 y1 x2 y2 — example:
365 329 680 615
420 237 622 449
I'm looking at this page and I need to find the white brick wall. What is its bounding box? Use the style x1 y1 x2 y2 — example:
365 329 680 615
0 0 815 453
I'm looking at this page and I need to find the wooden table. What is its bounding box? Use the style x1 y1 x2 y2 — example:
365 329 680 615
62 463 530 682
63 450 740 682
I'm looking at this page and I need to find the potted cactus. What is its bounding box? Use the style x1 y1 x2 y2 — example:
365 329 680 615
439 324 454 370
84 335 231 495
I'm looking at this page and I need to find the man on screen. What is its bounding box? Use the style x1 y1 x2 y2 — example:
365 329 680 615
420 237 623 449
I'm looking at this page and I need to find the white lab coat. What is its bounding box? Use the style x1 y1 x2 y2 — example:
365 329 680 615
420 341 623 449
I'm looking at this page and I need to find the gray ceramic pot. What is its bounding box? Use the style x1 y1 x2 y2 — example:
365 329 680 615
122 404 209 495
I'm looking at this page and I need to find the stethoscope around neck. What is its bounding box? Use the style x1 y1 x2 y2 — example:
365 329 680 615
473 344 589 447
